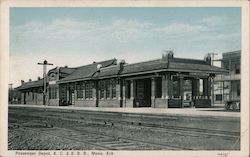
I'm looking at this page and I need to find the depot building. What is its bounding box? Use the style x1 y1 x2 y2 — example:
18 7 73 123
17 51 227 108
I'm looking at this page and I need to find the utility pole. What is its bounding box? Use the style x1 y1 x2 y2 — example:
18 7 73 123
209 53 218 107
37 60 53 105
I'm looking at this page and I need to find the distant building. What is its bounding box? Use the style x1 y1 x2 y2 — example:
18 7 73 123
17 52 227 108
214 50 241 103
16 67 75 105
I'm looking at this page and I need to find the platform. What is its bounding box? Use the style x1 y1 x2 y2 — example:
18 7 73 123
9 104 240 118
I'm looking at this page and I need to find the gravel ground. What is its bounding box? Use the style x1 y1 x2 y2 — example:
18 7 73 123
8 127 101 150
8 107 240 150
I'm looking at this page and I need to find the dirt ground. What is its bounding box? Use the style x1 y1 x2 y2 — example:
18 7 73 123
8 107 240 150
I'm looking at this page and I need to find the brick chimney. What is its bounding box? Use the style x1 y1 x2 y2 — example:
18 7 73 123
38 76 41 80
29 79 32 82
21 80 24 85
204 54 212 65
118 59 125 71
162 50 174 61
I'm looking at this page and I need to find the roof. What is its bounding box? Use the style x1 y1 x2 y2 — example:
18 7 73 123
222 50 241 58
17 66 76 90
120 59 168 76
17 78 44 90
167 62 228 74
59 67 76 78
118 58 228 76
57 59 117 83
166 58 228 74
58 57 228 82
93 65 121 79
17 55 228 89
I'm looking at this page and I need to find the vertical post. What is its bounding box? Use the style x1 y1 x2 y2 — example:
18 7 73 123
211 77 215 107
116 79 121 100
151 77 156 108
130 80 134 100
192 78 200 106
122 80 126 107
37 60 53 106
92 81 96 100
130 80 136 107
43 64 46 105
161 75 166 99
117 79 122 107
178 77 184 98
166 74 173 99
222 81 224 103
83 82 86 100
203 78 208 98
179 77 184 107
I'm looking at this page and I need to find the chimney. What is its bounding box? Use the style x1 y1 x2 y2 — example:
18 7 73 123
38 76 41 80
162 50 174 61
21 80 24 85
204 54 212 65
118 59 126 71
29 79 32 82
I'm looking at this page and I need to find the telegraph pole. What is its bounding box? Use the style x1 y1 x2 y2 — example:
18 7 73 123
37 60 53 105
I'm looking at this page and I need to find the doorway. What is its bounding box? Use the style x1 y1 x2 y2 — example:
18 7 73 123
134 79 151 107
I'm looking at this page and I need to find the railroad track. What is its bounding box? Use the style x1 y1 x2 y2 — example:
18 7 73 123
9 117 187 150
9 108 240 150
9 111 240 139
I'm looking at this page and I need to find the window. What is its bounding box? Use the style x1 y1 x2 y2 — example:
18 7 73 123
60 85 67 100
76 82 84 99
222 61 230 70
216 94 222 101
111 79 116 98
100 80 105 99
106 80 110 98
155 77 162 98
235 64 240 74
237 83 240 96
172 80 179 97
49 86 57 99
85 81 93 99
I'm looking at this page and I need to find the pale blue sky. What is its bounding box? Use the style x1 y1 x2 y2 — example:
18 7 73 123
10 7 241 87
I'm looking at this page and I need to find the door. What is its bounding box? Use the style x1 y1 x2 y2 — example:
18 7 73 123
135 79 151 107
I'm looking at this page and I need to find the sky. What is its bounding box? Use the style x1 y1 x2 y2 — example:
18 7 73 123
10 7 241 87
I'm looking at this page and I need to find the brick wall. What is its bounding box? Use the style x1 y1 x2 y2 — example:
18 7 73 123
20 92 43 105
36 93 43 105
154 98 168 108
98 99 121 107
48 99 59 106
124 99 134 108
194 99 211 108
74 99 96 107
168 99 182 108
